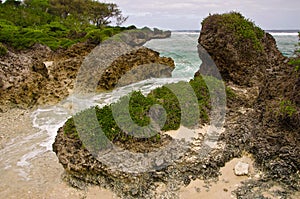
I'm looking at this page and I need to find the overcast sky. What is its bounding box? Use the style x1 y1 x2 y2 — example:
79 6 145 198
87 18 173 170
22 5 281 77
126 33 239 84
109 0 300 30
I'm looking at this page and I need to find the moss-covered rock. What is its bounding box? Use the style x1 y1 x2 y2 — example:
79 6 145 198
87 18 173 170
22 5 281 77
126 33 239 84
53 75 212 197
197 12 285 87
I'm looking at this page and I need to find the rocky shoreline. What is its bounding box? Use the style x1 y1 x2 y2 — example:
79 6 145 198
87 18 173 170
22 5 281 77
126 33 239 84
1 13 299 199
198 12 300 197
52 13 299 199
0 28 173 111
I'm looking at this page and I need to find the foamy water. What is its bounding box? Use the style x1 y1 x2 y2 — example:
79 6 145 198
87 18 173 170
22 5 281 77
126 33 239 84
2 77 188 180
269 32 299 36
31 77 191 151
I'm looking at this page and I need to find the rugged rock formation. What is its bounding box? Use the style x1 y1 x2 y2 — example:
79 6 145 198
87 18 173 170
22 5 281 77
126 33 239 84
0 28 174 111
120 28 171 46
196 12 285 88
51 13 300 198
197 12 300 196
98 47 174 89
0 42 95 110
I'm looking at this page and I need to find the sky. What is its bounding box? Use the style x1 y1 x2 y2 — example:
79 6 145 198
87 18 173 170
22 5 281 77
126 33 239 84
109 0 300 31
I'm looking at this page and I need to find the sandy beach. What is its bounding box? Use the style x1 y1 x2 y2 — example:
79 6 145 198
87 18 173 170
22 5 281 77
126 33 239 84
0 108 116 199
1 108 299 199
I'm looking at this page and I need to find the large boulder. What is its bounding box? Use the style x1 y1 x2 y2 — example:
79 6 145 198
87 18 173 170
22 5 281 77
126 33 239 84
98 47 175 90
196 12 285 87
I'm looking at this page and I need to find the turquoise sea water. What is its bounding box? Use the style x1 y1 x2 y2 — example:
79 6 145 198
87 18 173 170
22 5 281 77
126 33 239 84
145 31 299 79
145 32 201 78
271 33 299 57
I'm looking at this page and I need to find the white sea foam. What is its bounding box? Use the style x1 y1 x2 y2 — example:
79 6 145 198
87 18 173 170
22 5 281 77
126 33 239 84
172 31 200 35
30 77 190 153
172 31 299 36
268 32 299 36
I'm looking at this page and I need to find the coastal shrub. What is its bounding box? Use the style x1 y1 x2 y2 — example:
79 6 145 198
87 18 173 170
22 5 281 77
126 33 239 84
101 28 114 37
288 58 300 72
203 12 264 52
64 76 211 146
85 27 131 44
0 22 134 50
0 22 19 43
280 100 297 117
44 21 67 33
85 29 105 44
276 99 299 127
126 25 137 30
0 42 7 56
288 58 300 65
0 0 131 51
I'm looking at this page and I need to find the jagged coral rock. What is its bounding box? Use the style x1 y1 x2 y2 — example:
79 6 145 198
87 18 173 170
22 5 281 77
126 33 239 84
98 47 175 90
196 12 285 87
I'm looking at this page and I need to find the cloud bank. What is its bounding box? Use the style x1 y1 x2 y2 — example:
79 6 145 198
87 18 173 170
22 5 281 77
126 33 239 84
110 0 300 30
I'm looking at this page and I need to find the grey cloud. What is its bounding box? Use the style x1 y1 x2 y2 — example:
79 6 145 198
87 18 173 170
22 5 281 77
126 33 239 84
111 0 300 30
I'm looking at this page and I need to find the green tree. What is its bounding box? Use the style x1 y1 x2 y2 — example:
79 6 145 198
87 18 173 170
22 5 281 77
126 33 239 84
24 0 50 12
49 0 73 19
87 1 128 27
49 0 127 27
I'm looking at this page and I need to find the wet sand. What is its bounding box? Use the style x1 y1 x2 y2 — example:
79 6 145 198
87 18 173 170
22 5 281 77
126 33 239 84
179 156 254 198
0 108 115 199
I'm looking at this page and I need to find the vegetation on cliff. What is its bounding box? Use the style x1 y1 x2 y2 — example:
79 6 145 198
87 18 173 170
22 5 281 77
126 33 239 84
0 0 133 50
201 12 265 52
279 35 300 128
198 12 285 87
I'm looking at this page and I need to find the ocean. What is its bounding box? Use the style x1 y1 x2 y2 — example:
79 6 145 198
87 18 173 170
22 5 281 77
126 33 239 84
145 30 299 78
3 31 299 180
269 31 299 57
